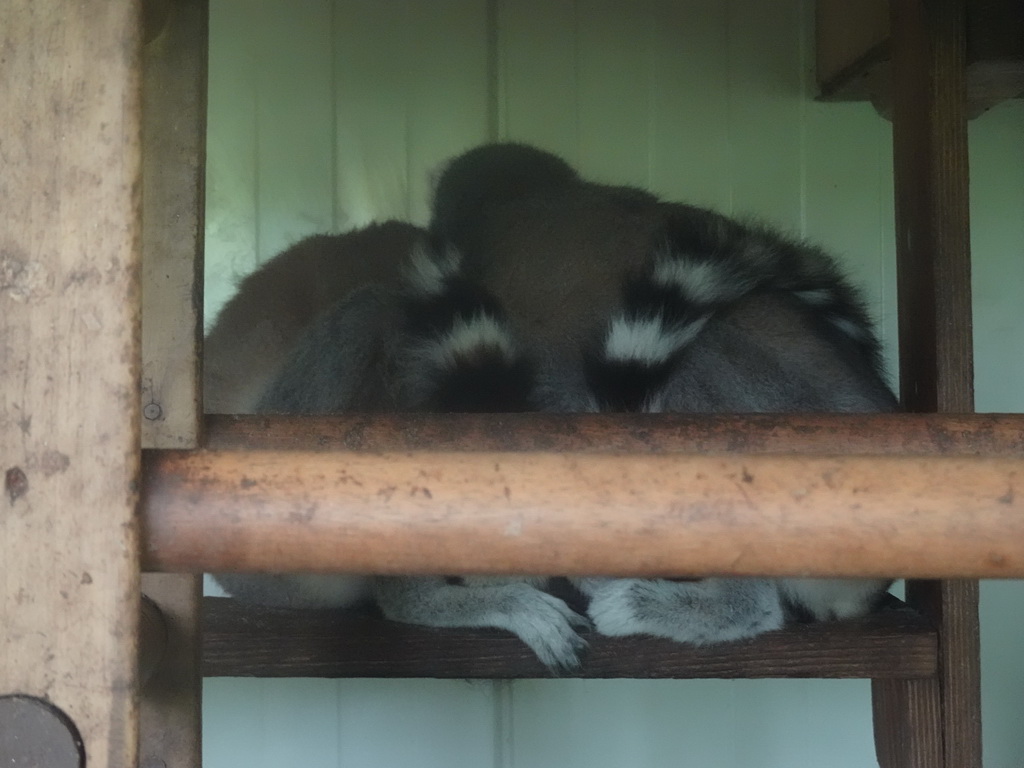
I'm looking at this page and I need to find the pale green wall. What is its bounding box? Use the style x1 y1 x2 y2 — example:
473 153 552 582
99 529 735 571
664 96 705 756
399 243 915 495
203 1 1024 766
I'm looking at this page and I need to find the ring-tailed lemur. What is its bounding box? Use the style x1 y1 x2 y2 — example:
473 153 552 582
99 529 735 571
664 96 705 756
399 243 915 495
210 143 896 670
204 221 423 415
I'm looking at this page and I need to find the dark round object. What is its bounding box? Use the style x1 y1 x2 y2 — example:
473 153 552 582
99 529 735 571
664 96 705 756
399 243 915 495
0 695 85 768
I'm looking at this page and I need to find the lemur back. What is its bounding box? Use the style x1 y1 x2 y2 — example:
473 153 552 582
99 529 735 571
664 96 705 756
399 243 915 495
210 143 896 669
204 221 423 414
420 143 895 416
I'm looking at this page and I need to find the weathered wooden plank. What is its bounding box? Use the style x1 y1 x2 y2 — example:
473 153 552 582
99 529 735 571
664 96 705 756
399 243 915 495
873 677 944 768
908 578 981 768
141 447 1024 578
201 412 1024 456
138 4 206 767
202 596 936 680
892 7 973 417
0 3 143 767
141 0 206 450
139 575 202 768
873 2 981 767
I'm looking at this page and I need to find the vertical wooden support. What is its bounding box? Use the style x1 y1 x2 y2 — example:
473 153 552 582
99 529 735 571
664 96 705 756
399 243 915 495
874 1 981 767
890 1 974 413
0 3 143 768
141 0 206 450
139 575 203 768
139 1 207 767
139 597 170 687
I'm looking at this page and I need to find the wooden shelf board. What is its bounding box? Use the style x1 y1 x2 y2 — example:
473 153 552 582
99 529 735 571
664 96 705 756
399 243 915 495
816 0 1024 115
202 595 936 680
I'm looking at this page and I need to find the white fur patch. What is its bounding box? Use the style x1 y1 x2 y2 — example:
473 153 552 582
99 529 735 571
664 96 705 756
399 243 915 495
642 391 667 414
604 315 706 365
829 315 868 340
406 243 462 295
652 258 731 304
777 578 889 620
794 288 834 306
426 314 516 368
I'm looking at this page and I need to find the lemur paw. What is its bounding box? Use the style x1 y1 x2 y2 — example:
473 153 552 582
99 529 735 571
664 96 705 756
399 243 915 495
492 585 591 671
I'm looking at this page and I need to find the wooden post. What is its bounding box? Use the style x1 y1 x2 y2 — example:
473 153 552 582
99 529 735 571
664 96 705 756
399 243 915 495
139 576 202 768
141 0 206 450
138 0 207 767
0 3 144 768
874 1 981 767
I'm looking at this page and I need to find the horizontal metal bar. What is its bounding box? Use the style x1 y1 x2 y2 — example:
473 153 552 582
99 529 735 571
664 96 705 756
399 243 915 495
141 414 1024 578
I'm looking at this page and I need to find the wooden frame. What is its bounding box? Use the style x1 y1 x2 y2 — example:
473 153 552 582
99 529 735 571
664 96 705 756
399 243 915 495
138 1 207 766
876 2 981 765
201 592 937 680
817 0 1024 117
1 0 1005 766
1 4 144 767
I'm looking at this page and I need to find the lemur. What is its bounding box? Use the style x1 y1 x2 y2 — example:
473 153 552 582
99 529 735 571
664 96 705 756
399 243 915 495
209 143 896 670
203 221 424 415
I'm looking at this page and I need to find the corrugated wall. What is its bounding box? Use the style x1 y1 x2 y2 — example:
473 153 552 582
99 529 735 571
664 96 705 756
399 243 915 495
203 1 1024 766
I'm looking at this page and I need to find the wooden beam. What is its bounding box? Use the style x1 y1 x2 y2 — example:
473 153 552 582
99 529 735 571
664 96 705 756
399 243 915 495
202 412 1024 456
139 575 202 768
202 595 937 680
816 0 1024 116
141 446 1024 578
138 3 206 768
874 2 981 767
0 3 143 767
873 677 944 768
141 0 206 450
892 6 974 416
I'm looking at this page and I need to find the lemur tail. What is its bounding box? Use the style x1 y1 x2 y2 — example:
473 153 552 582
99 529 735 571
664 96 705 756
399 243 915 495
583 207 884 412
397 237 535 413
